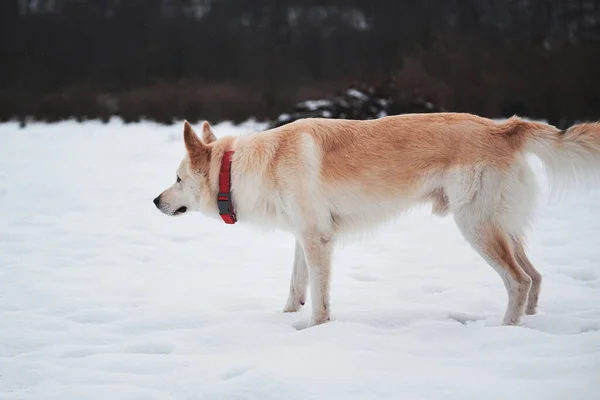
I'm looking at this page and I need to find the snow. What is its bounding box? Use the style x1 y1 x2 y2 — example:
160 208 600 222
298 99 331 111
1 118 600 400
346 88 369 100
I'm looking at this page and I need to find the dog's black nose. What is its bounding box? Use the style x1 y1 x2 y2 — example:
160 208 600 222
153 196 161 207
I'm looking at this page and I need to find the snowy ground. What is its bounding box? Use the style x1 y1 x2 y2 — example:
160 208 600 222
1 119 599 400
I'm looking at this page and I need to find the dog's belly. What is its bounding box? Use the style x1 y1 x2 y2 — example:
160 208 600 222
323 188 425 235
318 171 451 235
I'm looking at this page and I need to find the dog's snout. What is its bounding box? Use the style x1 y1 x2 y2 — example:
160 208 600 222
153 195 161 208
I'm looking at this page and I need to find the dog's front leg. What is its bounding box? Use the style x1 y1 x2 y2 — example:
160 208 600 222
301 230 334 328
283 240 308 312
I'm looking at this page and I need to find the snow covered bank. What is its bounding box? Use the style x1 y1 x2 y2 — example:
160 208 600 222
1 119 599 399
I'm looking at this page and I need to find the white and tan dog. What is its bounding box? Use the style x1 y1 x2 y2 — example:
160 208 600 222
153 113 600 328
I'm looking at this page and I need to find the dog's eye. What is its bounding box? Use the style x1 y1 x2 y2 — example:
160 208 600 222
176 176 181 183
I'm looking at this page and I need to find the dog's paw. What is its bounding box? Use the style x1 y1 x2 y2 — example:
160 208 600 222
306 315 331 328
282 298 305 313
525 307 537 316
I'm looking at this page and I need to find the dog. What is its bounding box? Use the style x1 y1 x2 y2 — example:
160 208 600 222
153 113 600 328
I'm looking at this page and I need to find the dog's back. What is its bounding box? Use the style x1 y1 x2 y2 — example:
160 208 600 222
255 114 543 234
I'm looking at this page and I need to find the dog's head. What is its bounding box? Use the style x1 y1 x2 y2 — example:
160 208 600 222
153 120 217 217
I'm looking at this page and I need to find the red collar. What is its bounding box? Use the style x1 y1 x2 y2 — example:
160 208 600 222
217 150 237 224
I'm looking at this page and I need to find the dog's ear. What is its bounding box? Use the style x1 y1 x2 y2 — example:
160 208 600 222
202 121 216 144
183 121 210 167
183 120 203 153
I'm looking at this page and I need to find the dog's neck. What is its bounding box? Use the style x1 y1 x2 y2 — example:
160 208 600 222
215 133 291 231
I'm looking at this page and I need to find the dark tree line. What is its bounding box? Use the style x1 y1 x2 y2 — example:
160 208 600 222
1 0 599 127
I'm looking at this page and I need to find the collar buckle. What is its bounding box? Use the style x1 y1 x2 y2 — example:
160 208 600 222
217 192 234 217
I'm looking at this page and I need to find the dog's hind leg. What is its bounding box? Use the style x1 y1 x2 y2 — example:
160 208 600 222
510 235 542 315
454 211 532 325
447 161 539 325
448 166 535 325
283 240 309 313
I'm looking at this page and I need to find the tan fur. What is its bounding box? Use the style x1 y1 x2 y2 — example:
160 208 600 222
511 235 542 315
154 113 600 328
201 121 217 144
315 114 525 185
480 223 533 325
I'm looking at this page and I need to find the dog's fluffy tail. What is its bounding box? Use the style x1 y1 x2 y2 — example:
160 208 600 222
517 118 600 193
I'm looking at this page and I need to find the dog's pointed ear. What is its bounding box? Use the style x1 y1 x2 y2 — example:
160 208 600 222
183 120 204 153
202 121 216 144
183 120 211 168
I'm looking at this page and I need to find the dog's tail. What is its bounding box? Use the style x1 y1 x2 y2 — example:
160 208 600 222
514 117 600 193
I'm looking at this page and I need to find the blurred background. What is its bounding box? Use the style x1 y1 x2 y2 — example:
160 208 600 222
1 0 599 129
